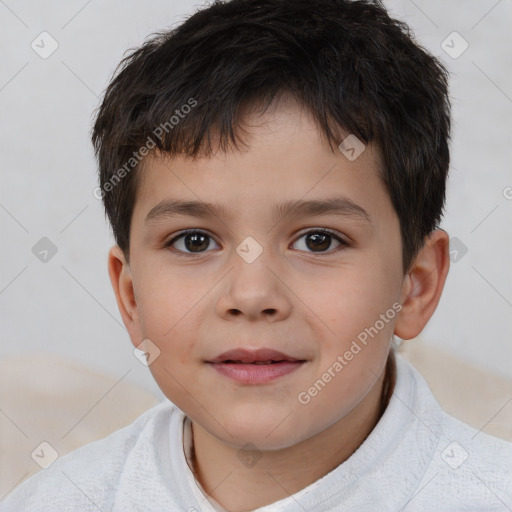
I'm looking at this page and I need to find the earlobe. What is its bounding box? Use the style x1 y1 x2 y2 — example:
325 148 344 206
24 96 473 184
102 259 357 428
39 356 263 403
394 229 450 340
107 245 140 332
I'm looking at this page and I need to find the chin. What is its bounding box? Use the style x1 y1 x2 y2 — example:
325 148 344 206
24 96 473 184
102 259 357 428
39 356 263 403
210 410 309 450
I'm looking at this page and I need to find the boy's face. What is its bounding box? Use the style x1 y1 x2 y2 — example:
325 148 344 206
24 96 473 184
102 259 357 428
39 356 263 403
114 96 408 450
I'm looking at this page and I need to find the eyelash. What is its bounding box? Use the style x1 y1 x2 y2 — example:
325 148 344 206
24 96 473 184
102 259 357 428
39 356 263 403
164 228 350 257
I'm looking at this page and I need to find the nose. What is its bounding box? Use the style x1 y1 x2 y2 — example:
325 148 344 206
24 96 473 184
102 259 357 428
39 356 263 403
215 255 292 323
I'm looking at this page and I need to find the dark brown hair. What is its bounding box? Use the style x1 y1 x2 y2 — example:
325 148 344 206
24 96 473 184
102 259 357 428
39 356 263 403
91 0 451 272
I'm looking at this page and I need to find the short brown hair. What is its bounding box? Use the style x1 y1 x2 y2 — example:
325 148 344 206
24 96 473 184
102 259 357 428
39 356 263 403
92 0 451 273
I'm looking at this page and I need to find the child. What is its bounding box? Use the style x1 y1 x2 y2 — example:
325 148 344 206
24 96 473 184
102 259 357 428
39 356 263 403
2 0 511 510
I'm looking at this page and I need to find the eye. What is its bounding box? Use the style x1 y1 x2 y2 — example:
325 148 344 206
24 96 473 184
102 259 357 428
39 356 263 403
292 228 348 254
165 230 220 255
165 228 349 256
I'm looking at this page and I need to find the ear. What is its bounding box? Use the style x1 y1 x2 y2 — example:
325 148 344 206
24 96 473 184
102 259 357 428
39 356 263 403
394 229 450 340
107 245 142 347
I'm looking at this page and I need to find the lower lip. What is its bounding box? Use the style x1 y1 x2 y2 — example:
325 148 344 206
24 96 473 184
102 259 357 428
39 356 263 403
207 361 305 384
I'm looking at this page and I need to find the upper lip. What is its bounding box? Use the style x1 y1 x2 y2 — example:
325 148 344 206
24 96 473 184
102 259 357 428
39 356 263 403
207 348 304 364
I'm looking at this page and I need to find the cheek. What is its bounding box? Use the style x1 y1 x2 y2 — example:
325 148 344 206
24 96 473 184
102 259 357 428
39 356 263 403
325 265 395 331
135 267 203 340
303 277 394 421
138 274 203 404
315 264 397 375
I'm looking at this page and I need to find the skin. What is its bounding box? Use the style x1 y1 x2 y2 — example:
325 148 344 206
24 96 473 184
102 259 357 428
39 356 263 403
108 94 450 512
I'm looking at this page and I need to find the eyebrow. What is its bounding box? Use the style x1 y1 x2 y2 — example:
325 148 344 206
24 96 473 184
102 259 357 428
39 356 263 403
145 197 371 225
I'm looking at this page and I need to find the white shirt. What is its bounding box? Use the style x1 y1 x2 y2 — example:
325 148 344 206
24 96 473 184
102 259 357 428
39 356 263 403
1 354 512 511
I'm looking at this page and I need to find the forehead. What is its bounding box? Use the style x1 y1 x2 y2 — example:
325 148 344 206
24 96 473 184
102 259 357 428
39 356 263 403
132 98 390 228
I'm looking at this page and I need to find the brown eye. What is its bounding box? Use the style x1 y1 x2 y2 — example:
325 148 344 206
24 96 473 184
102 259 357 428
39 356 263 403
292 229 347 253
183 232 209 252
166 230 220 254
306 232 331 251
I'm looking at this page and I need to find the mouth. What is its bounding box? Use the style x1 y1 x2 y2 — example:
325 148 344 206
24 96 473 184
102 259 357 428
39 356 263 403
222 359 297 365
206 348 307 384
207 347 304 364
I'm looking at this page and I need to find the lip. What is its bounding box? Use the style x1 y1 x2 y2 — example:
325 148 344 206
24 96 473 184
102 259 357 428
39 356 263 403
207 347 302 364
206 348 307 385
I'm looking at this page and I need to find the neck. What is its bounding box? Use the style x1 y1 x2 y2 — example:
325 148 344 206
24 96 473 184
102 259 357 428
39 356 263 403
189 351 396 512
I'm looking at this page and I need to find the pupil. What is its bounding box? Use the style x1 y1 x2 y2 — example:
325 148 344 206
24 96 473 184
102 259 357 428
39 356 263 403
185 233 209 252
306 232 330 252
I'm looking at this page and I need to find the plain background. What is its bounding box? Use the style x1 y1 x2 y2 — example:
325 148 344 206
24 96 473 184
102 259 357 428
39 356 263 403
1 0 511 402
